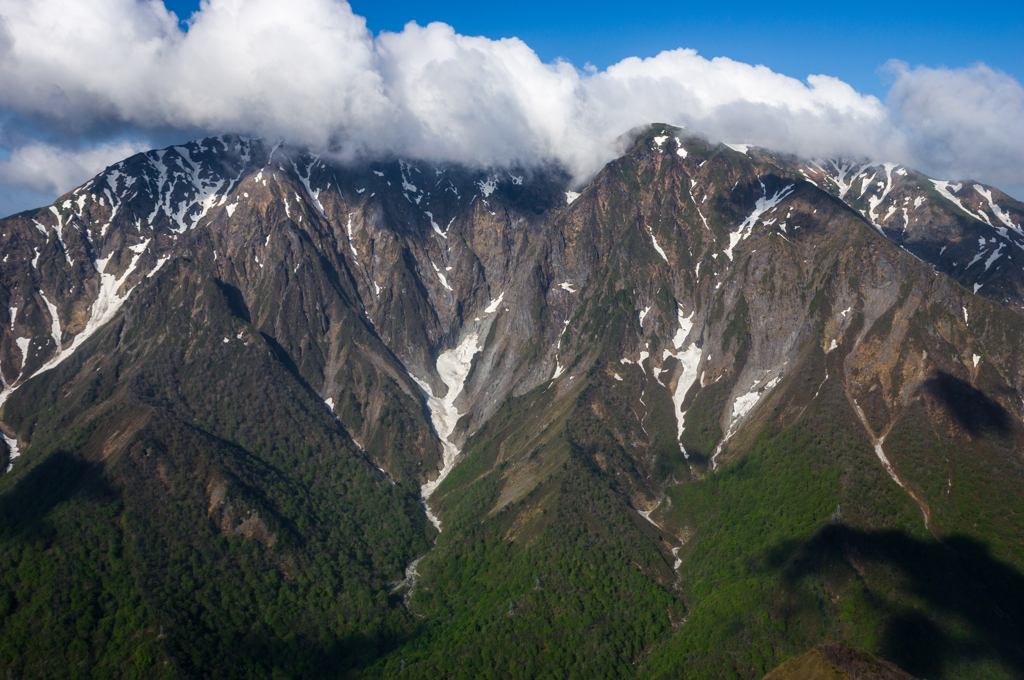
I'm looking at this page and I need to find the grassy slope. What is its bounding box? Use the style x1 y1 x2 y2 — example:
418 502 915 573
643 367 1024 680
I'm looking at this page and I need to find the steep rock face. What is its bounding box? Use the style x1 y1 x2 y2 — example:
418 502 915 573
1 124 1023 679
5 128 1023 495
0 136 577 486
457 126 1024 517
418 127 1024 679
749 150 1024 316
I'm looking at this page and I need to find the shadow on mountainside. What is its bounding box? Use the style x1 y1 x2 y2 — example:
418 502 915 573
160 623 392 679
923 371 1013 438
766 525 1024 680
0 449 109 542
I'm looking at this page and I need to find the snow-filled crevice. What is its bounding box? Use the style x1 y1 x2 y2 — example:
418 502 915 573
425 210 447 239
931 180 988 224
344 212 360 261
711 373 782 470
661 308 701 465
34 241 149 379
144 147 230 233
551 317 572 382
293 158 326 217
974 185 1021 231
431 263 453 292
867 163 898 228
411 332 485 530
725 182 794 260
823 159 863 199
646 224 669 262
638 502 661 528
846 391 931 529
2 431 19 473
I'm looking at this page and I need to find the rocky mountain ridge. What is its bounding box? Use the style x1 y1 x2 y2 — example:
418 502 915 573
0 125 1022 678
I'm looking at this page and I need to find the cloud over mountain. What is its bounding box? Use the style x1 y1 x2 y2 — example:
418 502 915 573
0 0 1021 203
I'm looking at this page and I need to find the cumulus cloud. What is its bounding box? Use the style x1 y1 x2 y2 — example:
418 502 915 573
885 61 1024 193
0 140 150 194
0 0 1021 206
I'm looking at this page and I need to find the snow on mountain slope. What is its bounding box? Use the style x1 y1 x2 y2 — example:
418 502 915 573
777 153 1024 316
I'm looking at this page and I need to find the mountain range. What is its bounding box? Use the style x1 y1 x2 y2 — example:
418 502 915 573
1 124 1023 679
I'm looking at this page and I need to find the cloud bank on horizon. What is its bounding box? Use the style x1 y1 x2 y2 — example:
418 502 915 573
0 0 1022 207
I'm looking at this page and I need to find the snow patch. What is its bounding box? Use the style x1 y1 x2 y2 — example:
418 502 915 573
2 431 19 473
730 376 780 428
983 242 1005 271
147 256 169 278
346 213 358 259
647 225 669 262
931 180 987 223
725 182 794 260
484 293 505 314
477 176 498 197
565 191 580 205
413 333 485 530
15 338 29 373
662 308 701 460
424 210 447 239
713 375 781 469
552 362 565 380
431 263 453 292
867 163 898 228
33 241 149 379
639 305 652 326
974 185 1020 230
293 160 326 217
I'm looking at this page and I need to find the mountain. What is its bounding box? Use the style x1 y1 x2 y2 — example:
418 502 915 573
1 125 1023 679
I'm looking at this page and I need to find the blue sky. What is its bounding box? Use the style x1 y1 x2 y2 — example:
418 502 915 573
168 0 1023 101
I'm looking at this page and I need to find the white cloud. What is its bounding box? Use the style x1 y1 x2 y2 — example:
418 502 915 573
0 140 149 194
0 0 1021 203
885 61 1024 193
